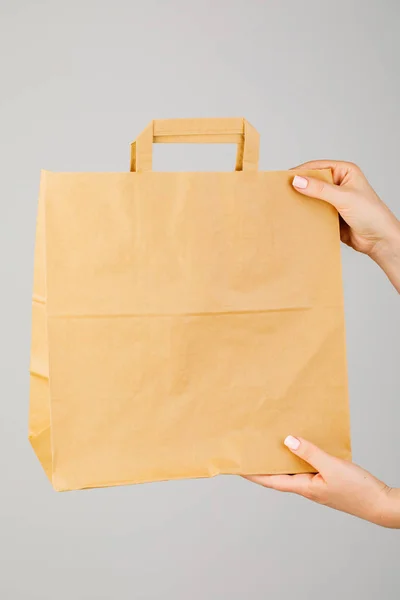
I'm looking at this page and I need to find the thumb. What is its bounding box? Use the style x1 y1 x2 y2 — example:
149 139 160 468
284 435 333 474
292 174 343 210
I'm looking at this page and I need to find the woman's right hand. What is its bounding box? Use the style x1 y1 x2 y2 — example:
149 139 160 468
291 160 400 292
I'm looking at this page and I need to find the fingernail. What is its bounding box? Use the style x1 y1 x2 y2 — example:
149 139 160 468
284 435 300 450
292 175 308 189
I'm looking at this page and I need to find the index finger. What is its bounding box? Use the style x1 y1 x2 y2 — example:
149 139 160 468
290 160 340 171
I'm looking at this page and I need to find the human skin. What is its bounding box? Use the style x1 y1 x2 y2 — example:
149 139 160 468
244 160 400 528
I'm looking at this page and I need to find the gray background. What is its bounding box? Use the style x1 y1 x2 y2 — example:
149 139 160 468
0 0 399 598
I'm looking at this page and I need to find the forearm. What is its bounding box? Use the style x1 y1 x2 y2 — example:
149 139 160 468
370 220 400 293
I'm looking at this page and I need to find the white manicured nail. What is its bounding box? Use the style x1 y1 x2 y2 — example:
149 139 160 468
292 175 308 189
284 435 301 450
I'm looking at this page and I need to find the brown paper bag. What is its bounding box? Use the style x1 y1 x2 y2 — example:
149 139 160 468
29 118 351 491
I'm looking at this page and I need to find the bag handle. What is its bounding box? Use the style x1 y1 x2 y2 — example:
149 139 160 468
130 118 259 172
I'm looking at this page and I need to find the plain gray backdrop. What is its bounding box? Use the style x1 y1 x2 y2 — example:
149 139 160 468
0 0 399 598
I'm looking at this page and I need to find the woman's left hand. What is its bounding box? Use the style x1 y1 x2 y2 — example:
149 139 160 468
243 436 400 528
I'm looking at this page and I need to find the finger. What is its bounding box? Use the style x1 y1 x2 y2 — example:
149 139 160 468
291 174 344 210
284 436 334 473
290 160 341 171
243 473 314 495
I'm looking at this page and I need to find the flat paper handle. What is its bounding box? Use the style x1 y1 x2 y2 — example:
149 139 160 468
130 118 259 172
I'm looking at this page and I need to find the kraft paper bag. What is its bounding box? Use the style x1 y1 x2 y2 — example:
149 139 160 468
29 118 351 491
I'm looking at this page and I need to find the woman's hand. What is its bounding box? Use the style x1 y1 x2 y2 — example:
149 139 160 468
291 160 400 292
244 436 400 528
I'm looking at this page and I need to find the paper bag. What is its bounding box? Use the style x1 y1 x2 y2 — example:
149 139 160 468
29 118 351 491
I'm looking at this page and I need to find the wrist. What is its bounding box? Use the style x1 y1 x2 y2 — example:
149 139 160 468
368 218 400 292
369 218 400 268
375 487 400 529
